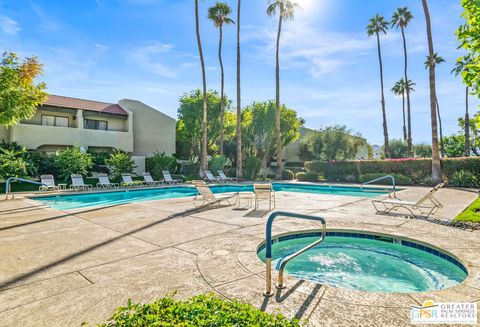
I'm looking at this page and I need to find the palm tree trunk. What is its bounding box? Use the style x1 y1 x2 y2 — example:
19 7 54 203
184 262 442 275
275 14 283 179
195 0 208 176
236 0 243 179
436 96 445 157
465 86 470 156
376 32 389 157
401 27 413 156
402 91 407 142
422 0 442 183
218 23 224 155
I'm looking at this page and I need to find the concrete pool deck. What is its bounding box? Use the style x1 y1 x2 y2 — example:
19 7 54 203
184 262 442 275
0 184 479 326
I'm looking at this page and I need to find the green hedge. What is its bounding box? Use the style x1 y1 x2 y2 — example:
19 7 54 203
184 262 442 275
305 157 480 185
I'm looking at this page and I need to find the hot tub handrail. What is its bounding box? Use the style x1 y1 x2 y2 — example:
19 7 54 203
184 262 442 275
264 211 326 297
5 177 47 200
360 174 396 197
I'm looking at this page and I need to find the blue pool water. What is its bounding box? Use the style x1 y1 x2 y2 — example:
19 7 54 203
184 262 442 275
33 183 389 210
257 232 467 293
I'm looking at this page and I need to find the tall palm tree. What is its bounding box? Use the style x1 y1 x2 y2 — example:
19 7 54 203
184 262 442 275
452 56 472 156
422 0 442 183
195 0 208 175
208 2 235 156
236 0 243 179
267 0 298 179
391 79 415 143
425 53 445 157
367 15 390 157
391 7 414 156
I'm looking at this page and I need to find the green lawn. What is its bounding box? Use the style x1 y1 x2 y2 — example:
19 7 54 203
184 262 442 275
454 197 480 223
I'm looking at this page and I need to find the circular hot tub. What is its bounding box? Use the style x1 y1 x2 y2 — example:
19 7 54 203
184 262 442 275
257 231 468 293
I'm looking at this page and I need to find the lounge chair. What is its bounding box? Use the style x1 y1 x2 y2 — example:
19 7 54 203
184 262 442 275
121 173 145 188
204 170 222 183
162 170 182 184
218 170 238 183
97 173 119 189
372 183 445 218
70 174 93 191
39 174 60 191
142 172 164 186
254 183 276 211
191 180 235 208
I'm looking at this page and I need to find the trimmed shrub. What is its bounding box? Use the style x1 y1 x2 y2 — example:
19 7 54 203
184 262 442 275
105 151 136 180
146 152 177 179
91 294 300 327
208 155 227 174
449 170 479 188
244 156 262 180
54 146 93 182
282 169 295 180
296 172 318 182
359 173 413 185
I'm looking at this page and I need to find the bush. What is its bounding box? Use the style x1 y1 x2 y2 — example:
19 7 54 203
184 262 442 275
54 147 93 182
296 172 318 182
244 156 262 180
105 150 136 180
208 155 227 174
92 294 300 327
89 151 111 165
0 147 28 179
146 152 177 179
26 151 56 177
359 173 413 185
282 169 295 180
449 170 479 188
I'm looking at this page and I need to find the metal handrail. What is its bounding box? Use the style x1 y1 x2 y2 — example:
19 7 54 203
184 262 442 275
264 211 326 297
5 177 47 200
360 174 396 197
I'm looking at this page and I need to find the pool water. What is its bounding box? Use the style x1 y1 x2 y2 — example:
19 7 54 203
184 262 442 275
33 183 389 210
257 233 467 293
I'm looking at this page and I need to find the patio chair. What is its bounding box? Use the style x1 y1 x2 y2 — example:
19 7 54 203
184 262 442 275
142 172 164 186
96 173 119 189
254 183 276 211
204 170 222 183
372 183 445 218
218 170 238 183
162 170 182 185
121 173 145 188
191 180 235 208
70 174 93 191
39 174 60 191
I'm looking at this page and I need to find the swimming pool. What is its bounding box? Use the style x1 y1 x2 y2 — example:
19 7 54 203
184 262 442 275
257 231 467 293
33 183 390 210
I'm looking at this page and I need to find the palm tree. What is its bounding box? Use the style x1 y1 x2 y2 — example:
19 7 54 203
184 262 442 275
367 15 390 157
391 79 415 143
208 2 235 156
425 53 445 157
391 7 414 156
452 56 472 156
236 0 243 179
195 0 208 175
421 0 442 183
267 0 298 179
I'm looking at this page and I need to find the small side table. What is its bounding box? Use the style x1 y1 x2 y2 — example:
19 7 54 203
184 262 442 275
58 183 67 190
236 192 253 209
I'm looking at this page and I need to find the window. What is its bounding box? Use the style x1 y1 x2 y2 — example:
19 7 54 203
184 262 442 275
41 115 69 127
85 119 108 131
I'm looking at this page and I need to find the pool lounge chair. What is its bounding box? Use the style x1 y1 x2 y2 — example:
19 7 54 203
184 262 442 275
218 170 238 183
254 183 276 211
39 174 60 191
191 180 235 208
142 172 164 186
372 183 444 218
121 173 145 188
97 173 119 189
204 170 222 183
162 170 182 185
70 174 93 191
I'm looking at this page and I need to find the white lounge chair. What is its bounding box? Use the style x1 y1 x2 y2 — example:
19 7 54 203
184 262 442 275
97 173 119 189
218 170 237 183
39 174 60 191
372 183 445 218
121 173 145 188
254 183 276 211
191 180 234 208
142 172 164 186
204 170 222 183
162 170 182 185
70 174 93 191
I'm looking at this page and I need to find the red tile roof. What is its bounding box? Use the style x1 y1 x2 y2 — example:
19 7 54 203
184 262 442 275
43 95 128 116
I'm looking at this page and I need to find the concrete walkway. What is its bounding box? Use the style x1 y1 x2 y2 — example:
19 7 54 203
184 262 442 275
0 185 478 326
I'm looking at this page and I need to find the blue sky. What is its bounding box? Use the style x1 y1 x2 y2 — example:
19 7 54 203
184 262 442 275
0 0 477 145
